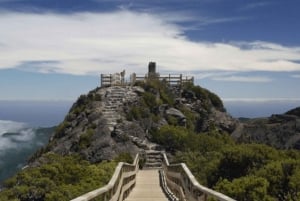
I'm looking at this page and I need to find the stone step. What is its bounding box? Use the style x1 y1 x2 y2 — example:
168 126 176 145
145 150 163 154
106 98 123 101
106 122 117 126
107 95 125 98
104 119 118 122
103 107 118 110
102 114 120 118
102 111 116 114
106 93 125 96
104 107 118 110
107 100 121 102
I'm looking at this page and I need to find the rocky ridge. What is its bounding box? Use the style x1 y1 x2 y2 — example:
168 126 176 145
31 82 300 166
232 107 300 149
31 82 237 165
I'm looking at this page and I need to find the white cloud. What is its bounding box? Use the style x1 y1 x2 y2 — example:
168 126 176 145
0 120 26 135
0 11 300 75
212 75 272 83
0 120 28 152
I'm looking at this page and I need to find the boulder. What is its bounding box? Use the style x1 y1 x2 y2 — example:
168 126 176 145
166 108 186 119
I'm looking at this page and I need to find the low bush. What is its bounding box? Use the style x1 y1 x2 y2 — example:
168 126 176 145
0 153 116 201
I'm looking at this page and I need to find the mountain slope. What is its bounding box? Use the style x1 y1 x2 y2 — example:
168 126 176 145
232 107 300 149
29 80 237 165
2 80 300 201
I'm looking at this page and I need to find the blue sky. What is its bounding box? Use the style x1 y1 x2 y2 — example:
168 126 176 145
0 0 300 102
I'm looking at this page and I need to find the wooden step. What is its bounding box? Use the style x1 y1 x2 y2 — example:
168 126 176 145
124 170 168 201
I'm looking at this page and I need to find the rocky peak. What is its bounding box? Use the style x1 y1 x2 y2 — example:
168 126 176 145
31 81 238 165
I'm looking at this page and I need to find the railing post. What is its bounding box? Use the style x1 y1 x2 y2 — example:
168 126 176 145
70 154 139 201
203 193 208 201
161 153 236 201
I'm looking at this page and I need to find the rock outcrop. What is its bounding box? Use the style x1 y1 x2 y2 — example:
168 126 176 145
232 107 300 149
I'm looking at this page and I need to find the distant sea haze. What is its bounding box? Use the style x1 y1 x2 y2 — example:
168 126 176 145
0 100 73 127
0 100 299 127
224 99 300 118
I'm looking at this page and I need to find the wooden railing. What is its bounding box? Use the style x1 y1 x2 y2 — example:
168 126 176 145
162 153 236 201
135 74 194 86
70 154 139 201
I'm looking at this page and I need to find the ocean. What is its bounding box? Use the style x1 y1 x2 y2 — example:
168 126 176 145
224 100 300 118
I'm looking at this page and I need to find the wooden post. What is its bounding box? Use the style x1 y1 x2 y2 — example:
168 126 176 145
100 74 103 87
180 74 182 86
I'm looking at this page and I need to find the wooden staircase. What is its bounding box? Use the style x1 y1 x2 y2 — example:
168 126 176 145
123 151 168 201
71 152 236 201
144 150 163 169
124 170 168 201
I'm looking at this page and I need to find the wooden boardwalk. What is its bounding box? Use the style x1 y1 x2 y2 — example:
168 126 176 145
124 169 168 201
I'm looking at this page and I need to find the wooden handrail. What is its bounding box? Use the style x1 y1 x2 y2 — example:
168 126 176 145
70 154 139 201
162 153 236 201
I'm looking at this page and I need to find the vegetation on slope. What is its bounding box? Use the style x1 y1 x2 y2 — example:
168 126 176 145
183 82 225 112
151 125 300 201
128 79 300 199
127 79 226 133
0 153 117 201
131 79 300 200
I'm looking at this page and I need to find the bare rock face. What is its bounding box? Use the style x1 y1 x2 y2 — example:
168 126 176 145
231 108 300 149
208 108 238 133
166 108 186 126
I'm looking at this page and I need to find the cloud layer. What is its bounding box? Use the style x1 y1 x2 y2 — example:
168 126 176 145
0 120 30 152
1 11 300 76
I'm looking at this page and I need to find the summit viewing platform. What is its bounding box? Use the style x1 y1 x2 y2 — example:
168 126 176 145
100 62 194 88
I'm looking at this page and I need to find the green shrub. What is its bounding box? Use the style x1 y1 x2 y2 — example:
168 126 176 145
151 125 189 152
69 95 89 115
142 92 158 108
53 121 71 139
114 153 133 164
206 90 225 112
215 176 273 201
166 115 178 126
183 84 224 112
149 114 160 123
0 153 117 201
94 94 102 101
79 129 95 149
126 106 150 121
178 106 197 131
